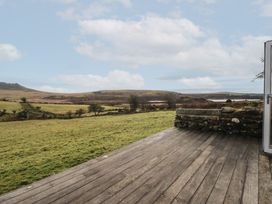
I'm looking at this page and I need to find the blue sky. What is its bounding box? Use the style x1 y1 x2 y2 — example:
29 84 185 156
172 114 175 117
0 0 271 93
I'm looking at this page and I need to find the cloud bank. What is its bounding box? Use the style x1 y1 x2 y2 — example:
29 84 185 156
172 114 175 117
76 15 269 77
55 70 144 91
0 43 21 61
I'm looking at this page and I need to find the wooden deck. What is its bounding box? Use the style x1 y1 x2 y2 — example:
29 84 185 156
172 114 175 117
0 128 272 204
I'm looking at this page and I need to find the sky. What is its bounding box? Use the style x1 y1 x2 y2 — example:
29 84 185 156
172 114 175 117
0 0 271 93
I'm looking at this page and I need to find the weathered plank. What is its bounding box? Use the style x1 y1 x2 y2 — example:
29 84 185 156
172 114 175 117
154 135 217 204
206 136 246 204
87 131 210 204
102 131 210 204
223 137 249 204
16 129 187 204
0 128 178 203
187 136 236 204
259 152 272 204
172 135 232 204
0 129 268 204
242 137 259 204
130 133 217 204
117 145 205 204
53 130 200 204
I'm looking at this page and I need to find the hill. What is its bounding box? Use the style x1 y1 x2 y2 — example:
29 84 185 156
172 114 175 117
183 92 262 100
0 82 35 91
44 90 208 104
0 82 205 104
0 82 262 104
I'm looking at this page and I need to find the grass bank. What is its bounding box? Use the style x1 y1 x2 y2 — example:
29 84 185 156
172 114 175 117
0 111 175 195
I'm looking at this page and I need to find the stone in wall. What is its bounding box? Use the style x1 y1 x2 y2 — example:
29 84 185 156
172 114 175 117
175 107 263 137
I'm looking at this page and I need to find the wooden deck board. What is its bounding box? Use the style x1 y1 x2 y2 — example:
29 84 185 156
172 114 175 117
206 136 246 204
171 135 231 204
224 136 249 204
52 131 200 204
0 128 271 204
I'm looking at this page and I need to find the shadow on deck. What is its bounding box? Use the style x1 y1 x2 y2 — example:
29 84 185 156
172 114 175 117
0 128 272 204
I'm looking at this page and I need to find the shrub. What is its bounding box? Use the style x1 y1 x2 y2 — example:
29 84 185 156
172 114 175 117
20 97 27 103
226 99 232 103
128 95 139 112
88 104 105 116
0 109 7 116
75 108 85 117
145 104 157 112
17 110 28 119
165 94 177 109
250 101 259 108
66 111 72 119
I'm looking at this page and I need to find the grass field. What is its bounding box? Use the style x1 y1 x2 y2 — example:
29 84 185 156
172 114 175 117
0 101 120 114
0 101 21 112
32 103 89 114
0 111 175 195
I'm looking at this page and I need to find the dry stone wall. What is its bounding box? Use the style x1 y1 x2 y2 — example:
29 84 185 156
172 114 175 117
175 107 263 137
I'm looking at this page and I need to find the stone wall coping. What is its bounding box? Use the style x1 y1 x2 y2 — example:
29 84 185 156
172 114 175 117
176 108 221 116
175 107 262 137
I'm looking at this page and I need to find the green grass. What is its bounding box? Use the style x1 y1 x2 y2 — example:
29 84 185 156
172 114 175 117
0 111 175 195
32 103 89 114
0 101 121 114
0 101 21 113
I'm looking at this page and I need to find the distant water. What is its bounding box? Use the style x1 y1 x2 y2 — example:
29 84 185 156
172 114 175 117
208 99 262 102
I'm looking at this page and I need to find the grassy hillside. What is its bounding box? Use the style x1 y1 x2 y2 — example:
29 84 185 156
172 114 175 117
0 82 262 104
0 82 206 104
0 101 87 114
0 88 183 105
0 82 34 91
0 111 175 194
0 101 21 113
43 90 184 104
31 103 89 114
0 101 123 115
183 92 262 100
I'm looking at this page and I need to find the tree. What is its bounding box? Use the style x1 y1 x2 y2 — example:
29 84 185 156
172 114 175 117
20 97 27 103
88 104 104 116
165 94 177 109
75 108 85 117
0 109 6 116
226 99 232 103
253 58 264 81
128 95 139 112
66 111 72 119
140 99 148 112
12 110 17 115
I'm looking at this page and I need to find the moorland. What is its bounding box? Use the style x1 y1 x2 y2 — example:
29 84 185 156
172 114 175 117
0 82 263 195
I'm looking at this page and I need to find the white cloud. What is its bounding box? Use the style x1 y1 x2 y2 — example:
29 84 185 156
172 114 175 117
55 70 145 91
105 0 132 7
0 43 21 61
57 8 79 20
57 2 110 20
57 0 132 21
178 76 221 89
75 15 269 77
52 0 77 4
255 0 272 16
77 15 203 65
191 0 218 4
38 85 71 93
157 0 218 5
